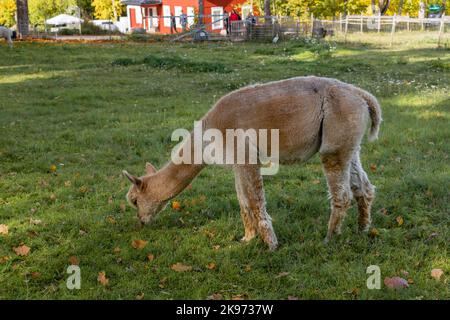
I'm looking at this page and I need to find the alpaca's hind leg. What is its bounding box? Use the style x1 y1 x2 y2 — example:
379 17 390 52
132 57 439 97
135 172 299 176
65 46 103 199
321 152 353 242
234 165 278 250
350 149 375 232
234 168 257 242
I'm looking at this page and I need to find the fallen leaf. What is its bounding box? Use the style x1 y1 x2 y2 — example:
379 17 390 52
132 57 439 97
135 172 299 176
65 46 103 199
207 293 223 300
380 208 388 215
106 216 116 224
288 295 299 300
431 268 444 280
68 256 79 265
212 245 220 250
384 277 409 289
79 186 88 194
407 278 414 284
396 216 404 226
159 277 167 288
171 201 181 211
113 247 121 254
0 224 8 235
30 218 42 225
203 229 215 239
30 271 41 279
369 228 379 238
64 180 71 187
97 272 109 286
400 269 409 276
244 264 252 272
49 193 57 201
171 262 192 272
232 294 246 300
206 262 216 270
132 239 148 249
13 245 31 256
119 202 126 212
79 229 87 236
370 163 377 172
312 179 321 185
0 256 10 264
136 292 144 300
275 272 290 278
49 164 57 173
147 254 155 262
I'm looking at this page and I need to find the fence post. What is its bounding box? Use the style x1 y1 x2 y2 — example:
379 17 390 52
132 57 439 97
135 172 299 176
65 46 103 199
310 13 314 35
390 13 396 47
360 14 364 33
377 12 381 33
339 13 342 33
407 13 410 31
344 14 349 42
438 14 445 47
421 16 424 31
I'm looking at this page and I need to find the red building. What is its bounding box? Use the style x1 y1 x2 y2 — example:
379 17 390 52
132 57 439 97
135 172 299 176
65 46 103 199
121 0 252 34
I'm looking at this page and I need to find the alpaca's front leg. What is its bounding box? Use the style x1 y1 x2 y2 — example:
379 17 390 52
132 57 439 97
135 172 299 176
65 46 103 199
234 165 278 250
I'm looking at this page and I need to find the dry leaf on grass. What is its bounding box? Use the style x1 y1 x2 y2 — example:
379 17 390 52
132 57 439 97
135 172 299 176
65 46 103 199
147 254 155 262
287 295 299 300
431 268 444 280
396 216 404 226
68 256 79 265
30 272 41 279
207 293 223 300
97 272 109 286
369 228 379 238
13 245 31 256
171 201 181 211
136 293 144 300
384 277 409 289
131 239 148 249
0 224 8 235
275 272 290 278
0 256 11 264
119 202 126 212
171 262 192 272
206 262 216 270
30 218 42 225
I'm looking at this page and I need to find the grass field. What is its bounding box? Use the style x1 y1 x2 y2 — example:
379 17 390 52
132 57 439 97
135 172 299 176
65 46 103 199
0 34 449 299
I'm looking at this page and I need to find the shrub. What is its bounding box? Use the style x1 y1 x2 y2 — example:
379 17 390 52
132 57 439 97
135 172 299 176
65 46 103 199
143 54 231 73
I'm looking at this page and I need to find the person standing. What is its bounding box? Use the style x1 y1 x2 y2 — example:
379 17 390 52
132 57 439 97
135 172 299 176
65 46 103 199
170 13 178 33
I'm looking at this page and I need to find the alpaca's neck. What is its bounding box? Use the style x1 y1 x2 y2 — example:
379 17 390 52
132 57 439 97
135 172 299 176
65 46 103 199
151 161 204 201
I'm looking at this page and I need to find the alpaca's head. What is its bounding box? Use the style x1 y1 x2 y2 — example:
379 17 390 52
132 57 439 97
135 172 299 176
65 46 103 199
123 163 168 225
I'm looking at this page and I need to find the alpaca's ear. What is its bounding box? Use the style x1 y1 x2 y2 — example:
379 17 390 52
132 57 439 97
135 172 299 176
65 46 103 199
145 162 157 174
122 170 143 189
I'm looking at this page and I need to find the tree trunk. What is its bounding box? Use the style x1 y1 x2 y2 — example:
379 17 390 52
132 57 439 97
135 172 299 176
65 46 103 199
398 0 404 15
264 0 271 18
378 0 391 15
15 0 29 37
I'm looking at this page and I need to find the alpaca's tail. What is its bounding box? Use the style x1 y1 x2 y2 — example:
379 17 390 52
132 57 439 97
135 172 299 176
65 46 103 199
356 89 382 142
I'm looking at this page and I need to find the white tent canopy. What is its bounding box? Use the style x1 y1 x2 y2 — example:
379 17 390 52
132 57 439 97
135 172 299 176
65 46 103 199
46 14 83 25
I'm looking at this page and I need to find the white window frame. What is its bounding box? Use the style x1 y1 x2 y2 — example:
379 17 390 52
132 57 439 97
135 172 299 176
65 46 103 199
187 7 195 26
163 5 171 27
211 7 223 30
174 6 182 28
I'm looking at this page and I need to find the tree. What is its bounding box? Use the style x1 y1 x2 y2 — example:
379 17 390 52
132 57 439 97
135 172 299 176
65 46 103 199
92 0 124 20
378 0 390 14
0 0 16 27
16 0 29 37
28 0 76 27
264 0 271 17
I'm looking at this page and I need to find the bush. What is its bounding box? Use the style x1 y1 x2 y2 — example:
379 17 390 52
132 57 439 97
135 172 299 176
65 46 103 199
143 54 231 73
58 28 78 35
111 58 137 66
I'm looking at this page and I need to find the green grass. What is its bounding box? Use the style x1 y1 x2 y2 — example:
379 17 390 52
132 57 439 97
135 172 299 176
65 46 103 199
0 35 449 300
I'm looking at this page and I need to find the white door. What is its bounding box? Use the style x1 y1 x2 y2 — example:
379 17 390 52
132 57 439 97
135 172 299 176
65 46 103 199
211 7 223 30
163 5 171 27
150 7 158 28
174 6 182 28
187 7 195 26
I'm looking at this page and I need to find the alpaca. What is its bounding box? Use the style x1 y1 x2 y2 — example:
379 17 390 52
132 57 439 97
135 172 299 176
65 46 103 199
0 26 14 48
123 76 382 250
